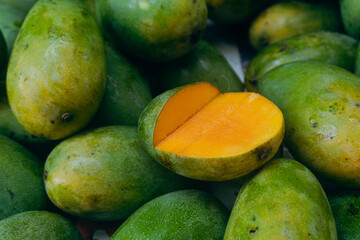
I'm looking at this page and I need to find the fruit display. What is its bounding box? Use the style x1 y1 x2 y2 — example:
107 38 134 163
0 0 360 239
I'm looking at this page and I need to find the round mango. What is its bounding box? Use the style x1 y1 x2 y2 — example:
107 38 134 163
340 0 360 39
96 0 208 62
139 82 284 181
44 126 191 221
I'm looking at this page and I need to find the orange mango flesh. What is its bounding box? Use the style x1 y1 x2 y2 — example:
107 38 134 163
154 83 283 158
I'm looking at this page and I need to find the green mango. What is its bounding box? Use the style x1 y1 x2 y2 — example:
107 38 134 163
96 0 208 62
153 40 243 93
340 0 360 39
0 29 6 73
0 135 47 220
328 191 360 240
0 211 82 240
91 44 152 127
7 0 106 140
45 126 192 221
259 61 360 188
111 190 229 240
0 4 25 54
354 43 360 77
249 1 341 50
245 31 358 92
224 158 337 239
207 0 269 24
0 0 38 14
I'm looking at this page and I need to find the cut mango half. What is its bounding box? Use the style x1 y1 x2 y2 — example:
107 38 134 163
139 82 285 181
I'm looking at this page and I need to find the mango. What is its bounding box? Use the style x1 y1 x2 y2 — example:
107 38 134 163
0 29 6 73
44 126 192 221
259 61 360 188
7 0 106 140
91 44 152 127
151 40 244 93
0 211 82 240
111 190 229 240
96 0 207 62
328 191 360 240
340 0 360 39
0 134 47 220
206 0 269 24
249 1 341 50
224 158 337 239
245 31 358 92
139 82 284 181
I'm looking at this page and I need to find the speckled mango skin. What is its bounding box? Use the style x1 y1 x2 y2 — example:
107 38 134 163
0 135 47 220
138 84 285 181
44 126 191 221
96 0 207 62
245 31 358 92
7 0 106 140
249 1 341 50
224 158 337 239
155 40 244 93
111 190 229 240
259 62 360 188
328 191 360 240
340 0 360 39
206 0 269 24
0 211 82 240
91 43 152 127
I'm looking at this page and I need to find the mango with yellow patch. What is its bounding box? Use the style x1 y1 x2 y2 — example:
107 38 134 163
138 82 285 181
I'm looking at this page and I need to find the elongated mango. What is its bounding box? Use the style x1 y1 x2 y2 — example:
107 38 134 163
7 0 106 140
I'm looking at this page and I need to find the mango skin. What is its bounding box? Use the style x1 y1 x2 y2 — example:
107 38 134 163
259 61 360 188
91 44 152 127
138 84 285 181
328 191 360 240
111 190 229 240
224 158 336 239
0 211 82 240
0 135 47 220
340 0 360 39
96 0 207 62
7 0 106 140
249 1 342 50
207 0 269 24
354 43 360 77
153 40 244 93
45 126 192 221
245 31 358 92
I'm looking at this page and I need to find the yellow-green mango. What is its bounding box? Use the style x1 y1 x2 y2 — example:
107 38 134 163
259 61 360 188
44 126 192 221
7 0 106 140
111 190 229 240
0 135 47 220
340 0 360 39
249 1 341 50
0 211 82 240
224 158 337 239
245 31 358 92
96 0 208 62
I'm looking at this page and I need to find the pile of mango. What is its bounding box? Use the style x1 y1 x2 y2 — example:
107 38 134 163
0 0 360 239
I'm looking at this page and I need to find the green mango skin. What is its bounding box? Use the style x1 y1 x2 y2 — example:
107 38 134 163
111 190 229 240
245 31 358 92
0 4 25 55
0 211 82 240
224 158 337 240
0 135 47 220
249 1 342 50
0 29 6 73
328 191 360 240
0 0 38 14
45 126 192 221
354 43 360 77
7 0 106 140
207 0 269 24
92 44 152 127
259 61 360 188
340 0 360 39
96 0 208 62
155 40 244 93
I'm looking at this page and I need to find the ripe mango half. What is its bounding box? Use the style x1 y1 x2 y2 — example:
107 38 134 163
139 82 285 181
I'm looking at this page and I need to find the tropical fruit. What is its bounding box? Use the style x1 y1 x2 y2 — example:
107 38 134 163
340 0 360 39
